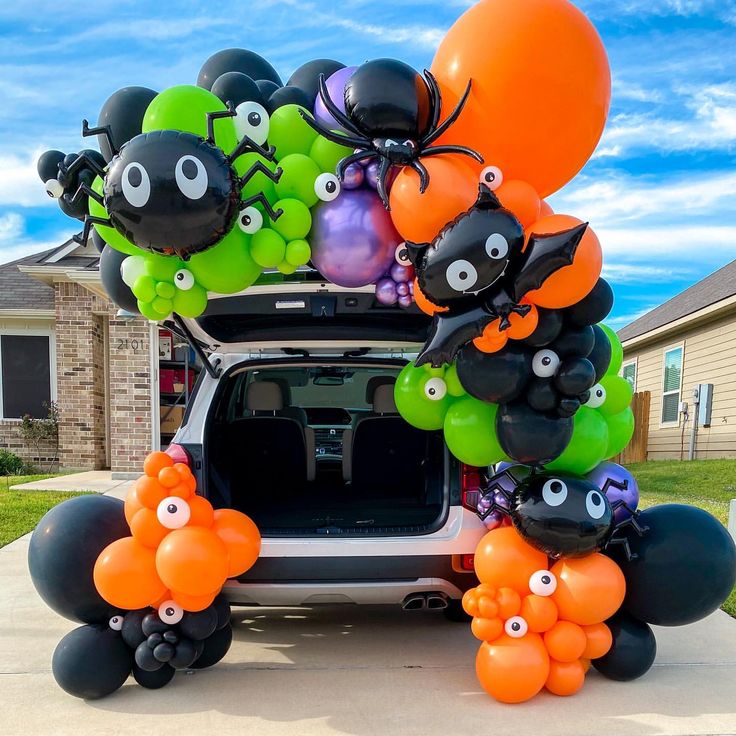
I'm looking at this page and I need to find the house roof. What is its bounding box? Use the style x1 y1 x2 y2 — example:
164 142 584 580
0 249 57 311
618 259 736 342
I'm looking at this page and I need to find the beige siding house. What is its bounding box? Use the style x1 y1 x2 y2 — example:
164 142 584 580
618 260 736 461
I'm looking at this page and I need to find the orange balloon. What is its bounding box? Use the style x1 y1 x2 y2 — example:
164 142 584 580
168 482 193 500
171 588 218 612
551 554 626 625
496 587 522 619
462 587 480 617
135 475 166 509
477 594 500 620
389 156 480 243
212 509 261 577
124 485 144 526
506 303 539 340
545 658 586 697
539 200 554 217
472 321 508 353
431 0 610 197
582 622 613 660
521 594 558 633
473 527 548 595
144 450 173 477
94 536 166 609
413 279 447 316
188 495 215 528
543 620 587 663
152 590 171 608
524 215 602 309
174 462 193 481
130 507 169 548
158 466 181 489
476 634 550 703
156 527 229 596
472 616 504 642
496 180 541 228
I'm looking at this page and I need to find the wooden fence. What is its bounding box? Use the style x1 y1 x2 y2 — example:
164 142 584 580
615 391 650 464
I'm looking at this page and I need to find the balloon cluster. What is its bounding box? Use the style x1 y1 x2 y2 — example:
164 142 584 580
28 452 261 698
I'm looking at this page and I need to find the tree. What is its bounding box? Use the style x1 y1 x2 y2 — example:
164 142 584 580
19 401 60 473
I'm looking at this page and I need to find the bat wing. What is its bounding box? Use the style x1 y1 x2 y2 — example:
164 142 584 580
511 222 588 302
415 304 493 367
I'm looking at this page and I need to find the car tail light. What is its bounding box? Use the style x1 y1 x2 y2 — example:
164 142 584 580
460 554 475 571
461 464 482 512
165 443 190 466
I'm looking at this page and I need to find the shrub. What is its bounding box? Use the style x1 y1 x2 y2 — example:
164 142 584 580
0 449 25 476
18 402 60 473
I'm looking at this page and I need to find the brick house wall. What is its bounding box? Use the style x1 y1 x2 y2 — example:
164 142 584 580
0 423 57 470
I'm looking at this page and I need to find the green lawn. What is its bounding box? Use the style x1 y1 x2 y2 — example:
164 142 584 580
627 459 736 617
0 475 91 547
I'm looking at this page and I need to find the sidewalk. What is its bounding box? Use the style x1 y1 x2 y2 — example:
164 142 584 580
10 471 133 497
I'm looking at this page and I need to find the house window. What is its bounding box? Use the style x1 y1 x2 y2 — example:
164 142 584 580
0 335 52 419
661 345 683 425
622 360 637 390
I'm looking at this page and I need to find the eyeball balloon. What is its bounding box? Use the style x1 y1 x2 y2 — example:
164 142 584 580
157 497 191 529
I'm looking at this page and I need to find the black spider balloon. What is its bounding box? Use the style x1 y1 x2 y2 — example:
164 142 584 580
299 58 483 208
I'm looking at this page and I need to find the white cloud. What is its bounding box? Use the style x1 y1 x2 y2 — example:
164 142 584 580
0 149 59 207
0 212 72 265
601 262 693 283
597 224 736 259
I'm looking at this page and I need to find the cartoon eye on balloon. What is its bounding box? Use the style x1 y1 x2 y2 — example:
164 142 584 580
479 165 503 191
174 269 195 291
504 616 528 638
238 206 263 234
485 233 509 260
108 615 124 631
45 178 64 199
175 155 209 200
121 162 152 207
585 383 607 408
158 600 184 625
585 490 607 520
424 377 447 401
529 570 557 596
395 243 412 265
314 172 341 202
445 259 479 294
532 349 560 378
157 497 191 529
234 101 270 145
542 478 568 507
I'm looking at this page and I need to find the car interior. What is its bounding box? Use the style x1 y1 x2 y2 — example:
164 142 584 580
205 362 447 535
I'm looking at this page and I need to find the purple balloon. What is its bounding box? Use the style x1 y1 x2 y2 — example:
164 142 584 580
396 282 410 297
311 189 401 288
365 159 380 190
398 294 413 308
314 66 357 133
342 163 365 190
390 263 413 283
482 510 506 531
493 491 510 511
586 461 639 523
375 278 398 305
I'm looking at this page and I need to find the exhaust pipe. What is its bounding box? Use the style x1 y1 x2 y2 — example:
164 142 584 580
402 594 427 611
426 593 449 610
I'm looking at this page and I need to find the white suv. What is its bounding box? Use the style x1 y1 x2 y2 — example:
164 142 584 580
168 278 487 620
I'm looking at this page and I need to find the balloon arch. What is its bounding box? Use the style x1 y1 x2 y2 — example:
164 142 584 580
30 0 735 703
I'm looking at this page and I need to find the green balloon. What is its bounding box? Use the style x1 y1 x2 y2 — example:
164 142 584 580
151 296 173 315
235 152 278 206
599 375 633 417
275 154 321 207
173 284 208 317
278 260 298 275
601 324 623 375
89 177 139 256
269 105 318 160
251 228 286 268
309 135 352 174
142 85 237 153
444 397 504 467
285 239 311 266
155 281 176 299
144 254 180 282
444 363 466 397
394 363 454 431
546 407 609 475
605 408 635 459
271 199 311 241
138 300 162 321
188 229 260 293
132 275 157 303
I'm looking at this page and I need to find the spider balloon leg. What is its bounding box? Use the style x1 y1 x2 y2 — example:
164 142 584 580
316 74 366 139
421 77 474 148
240 193 283 222
229 135 277 164
476 469 519 521
374 156 393 210
420 143 484 164
298 109 367 150
610 502 649 536
69 182 104 206
81 120 118 158
57 150 107 186
336 150 379 179
73 215 113 245
206 103 237 144
238 160 283 188
600 477 628 496
422 69 442 139
409 159 430 193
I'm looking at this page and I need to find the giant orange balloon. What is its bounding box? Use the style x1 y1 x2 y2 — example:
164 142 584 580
524 215 602 308
476 633 550 703
156 527 229 596
552 554 626 625
473 527 548 595
389 156 479 243
431 0 610 197
94 536 167 609
212 509 261 577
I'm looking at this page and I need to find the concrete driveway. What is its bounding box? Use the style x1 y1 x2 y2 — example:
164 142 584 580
2 530 736 736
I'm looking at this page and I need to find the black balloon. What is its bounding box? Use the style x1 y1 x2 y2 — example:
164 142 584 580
496 402 574 466
132 663 175 689
211 71 264 107
266 85 312 114
191 624 233 669
566 278 614 327
558 397 582 418
52 625 133 699
456 343 532 403
153 642 176 663
97 86 158 161
592 611 657 681
37 149 65 182
142 612 168 637
287 59 345 105
198 48 282 89
135 641 164 672
524 307 564 347
169 638 198 669
552 325 595 357
212 594 232 630
588 324 613 382
91 228 106 253
121 609 148 649
607 504 736 626
179 606 218 641
28 495 128 623
554 358 596 397
527 379 558 412
256 79 281 99
100 246 139 314
513 473 614 557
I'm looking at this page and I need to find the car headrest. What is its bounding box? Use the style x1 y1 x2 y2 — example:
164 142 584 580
261 376 292 405
365 375 396 403
246 381 284 412
372 384 397 415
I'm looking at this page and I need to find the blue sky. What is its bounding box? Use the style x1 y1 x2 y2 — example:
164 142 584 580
0 0 734 328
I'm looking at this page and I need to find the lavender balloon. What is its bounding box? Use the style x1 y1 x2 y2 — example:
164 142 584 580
365 159 380 190
390 263 413 283
398 295 413 308
375 278 398 305
342 163 365 190
314 66 357 133
311 189 401 288
586 461 639 523
396 282 410 298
